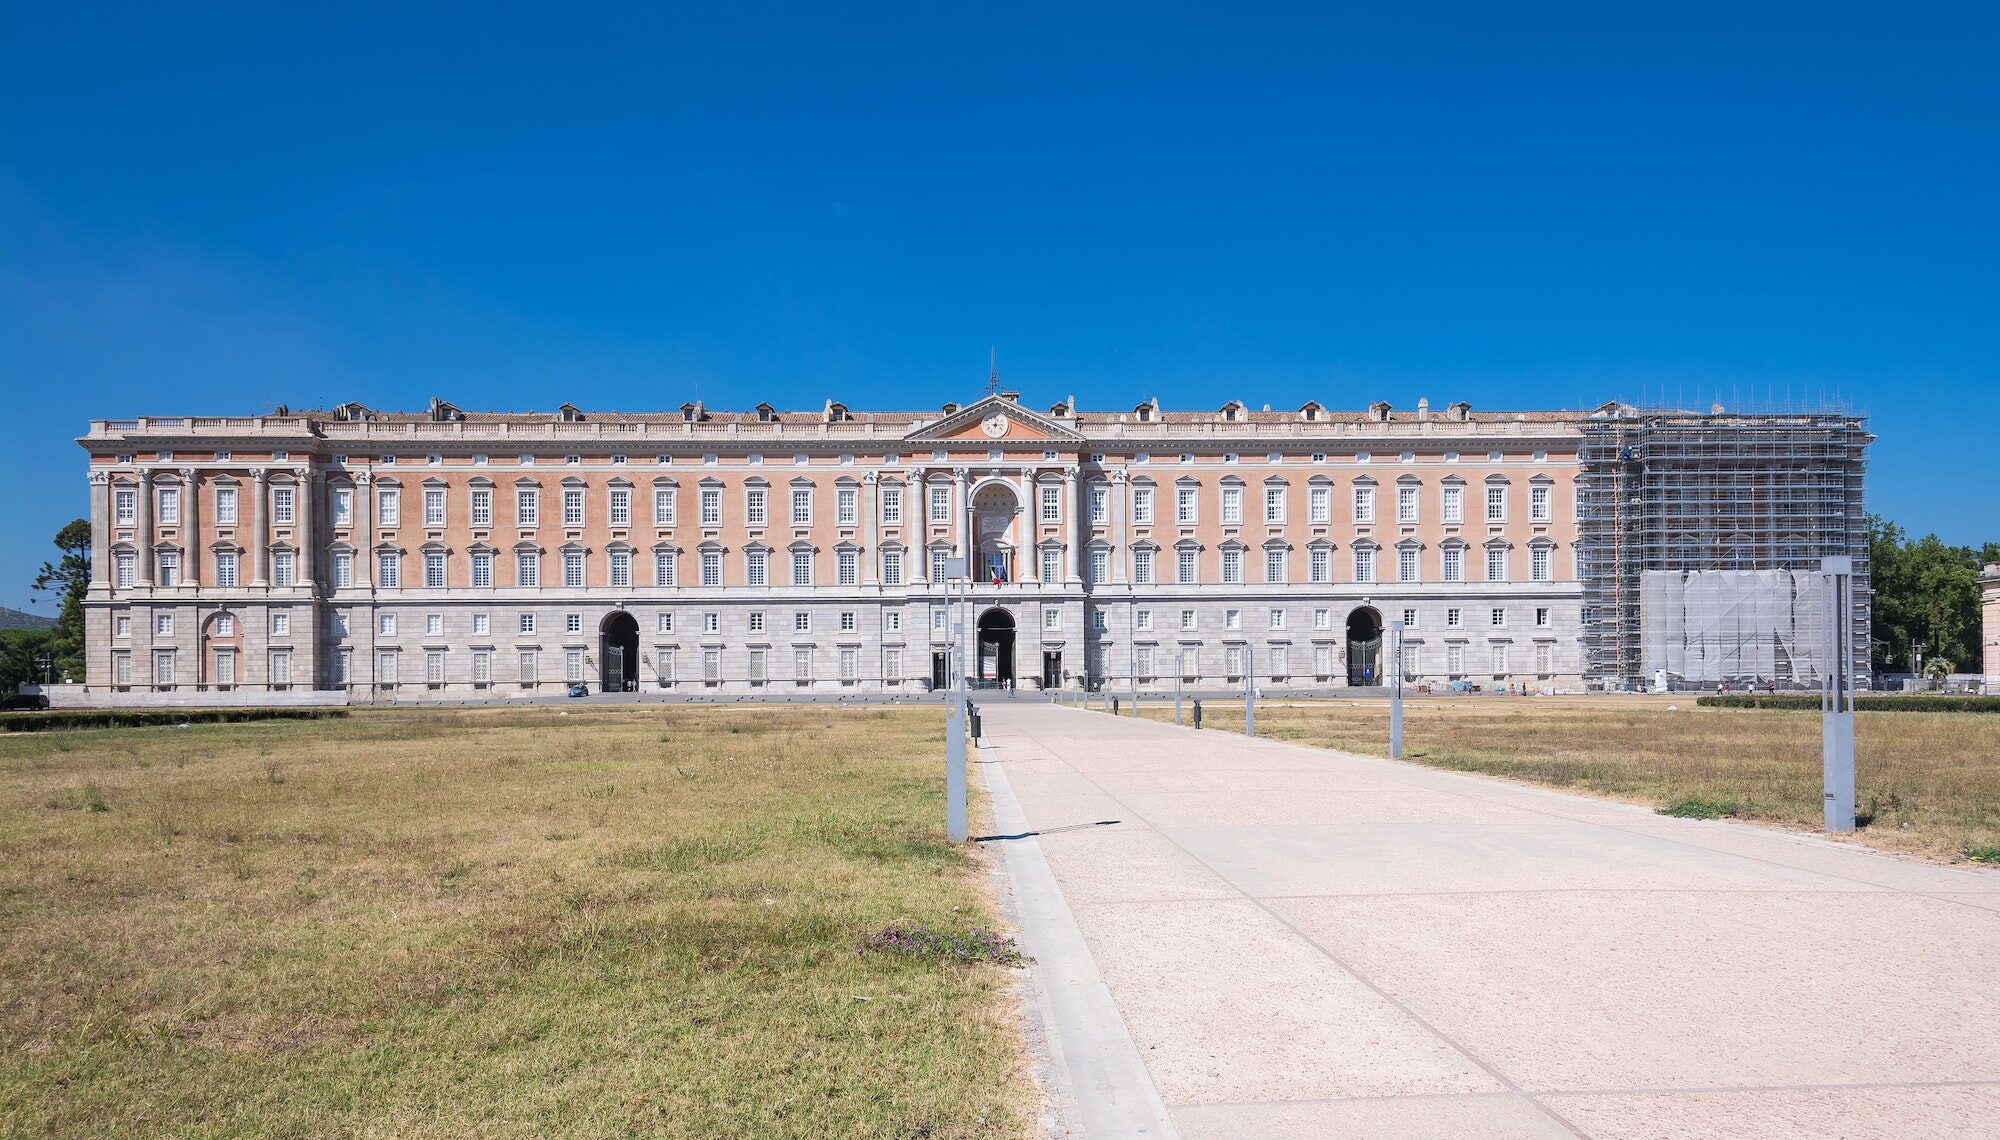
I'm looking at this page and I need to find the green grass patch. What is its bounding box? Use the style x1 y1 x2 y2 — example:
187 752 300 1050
1966 846 2000 864
1698 694 2000 713
1656 793 1746 819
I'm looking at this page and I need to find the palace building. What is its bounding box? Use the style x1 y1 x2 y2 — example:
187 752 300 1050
74 392 1871 702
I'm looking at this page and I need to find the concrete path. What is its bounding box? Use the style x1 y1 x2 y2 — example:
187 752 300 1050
977 701 2000 1139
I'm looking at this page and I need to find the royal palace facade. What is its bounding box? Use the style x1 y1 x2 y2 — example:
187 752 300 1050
74 392 1870 701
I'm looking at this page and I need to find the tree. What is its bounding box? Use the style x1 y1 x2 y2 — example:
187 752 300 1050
1867 514 1989 676
1925 655 1953 690
30 518 89 683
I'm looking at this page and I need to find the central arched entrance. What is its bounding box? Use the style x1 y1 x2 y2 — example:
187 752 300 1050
975 607 1016 688
1346 606 1383 686
601 611 640 692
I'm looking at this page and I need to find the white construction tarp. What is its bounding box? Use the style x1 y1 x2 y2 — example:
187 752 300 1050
1641 569 1831 687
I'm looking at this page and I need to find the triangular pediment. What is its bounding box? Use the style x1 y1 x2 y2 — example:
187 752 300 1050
903 395 1083 444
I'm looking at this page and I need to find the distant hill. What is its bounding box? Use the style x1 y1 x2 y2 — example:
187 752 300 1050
0 607 56 631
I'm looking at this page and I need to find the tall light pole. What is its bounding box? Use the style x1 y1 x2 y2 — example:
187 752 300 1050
945 556 969 842
1822 556 1855 833
1389 617 1405 759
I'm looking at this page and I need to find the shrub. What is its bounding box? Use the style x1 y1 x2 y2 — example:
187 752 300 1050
0 708 349 733
1696 694 2000 713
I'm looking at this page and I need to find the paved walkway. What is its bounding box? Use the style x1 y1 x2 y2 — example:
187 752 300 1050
977 701 2000 1139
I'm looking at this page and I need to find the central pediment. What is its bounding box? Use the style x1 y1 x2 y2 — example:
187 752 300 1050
903 395 1084 444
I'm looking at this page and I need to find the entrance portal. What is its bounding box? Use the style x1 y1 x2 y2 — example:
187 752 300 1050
1042 650 1063 690
1346 607 1383 686
601 611 640 692
976 608 1016 687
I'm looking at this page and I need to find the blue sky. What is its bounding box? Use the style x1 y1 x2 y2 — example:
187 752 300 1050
3 3 1995 611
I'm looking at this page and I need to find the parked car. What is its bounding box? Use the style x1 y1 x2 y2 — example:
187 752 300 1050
1 692 51 710
566 682 588 698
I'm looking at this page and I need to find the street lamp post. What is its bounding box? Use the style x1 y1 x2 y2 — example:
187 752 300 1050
944 557 969 842
1389 618 1405 759
1822 556 1856 833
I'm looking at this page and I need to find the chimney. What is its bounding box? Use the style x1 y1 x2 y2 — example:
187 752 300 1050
1417 397 1430 421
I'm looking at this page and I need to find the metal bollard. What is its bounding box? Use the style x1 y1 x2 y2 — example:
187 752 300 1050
1193 699 1203 729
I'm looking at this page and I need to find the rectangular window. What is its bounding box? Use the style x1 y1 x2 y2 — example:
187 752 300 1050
1447 644 1464 677
745 548 767 586
425 552 446 588
1535 643 1553 674
1492 644 1509 677
1491 607 1507 627
424 651 444 685
565 649 585 683
1530 484 1552 522
1089 486 1109 525
563 489 585 527
115 488 137 526
1308 485 1330 523
1264 486 1285 523
838 549 858 586
113 613 131 640
1133 548 1154 584
1397 485 1418 523
1225 608 1242 630
213 649 236 686
1486 485 1507 522
836 486 857 525
378 488 400 525
158 488 180 525
1354 547 1375 583
610 551 631 587
1180 609 1196 631
1401 607 1418 628
272 551 296 588
1092 610 1107 632
1443 546 1463 582
701 648 722 683
883 647 902 681
791 550 812 585
471 550 492 587
116 552 137 589
1531 547 1551 582
154 650 175 686
380 613 397 636
377 649 400 686
518 650 538 684
1487 547 1507 581
1220 486 1242 524
270 611 290 636
564 552 586 588
839 647 858 681
1536 606 1551 627
1442 485 1463 524
1176 486 1198 524
157 613 175 636
473 612 489 635
791 487 812 526
659 611 675 633
273 487 295 525
792 611 811 633
565 612 583 634
794 648 813 681
1313 607 1331 630
214 486 237 525
516 551 539 587
334 649 351 685
881 486 902 525
1086 548 1107 583
1269 607 1285 630
1224 645 1244 678
1264 548 1285 583
609 488 631 526
517 488 539 525
424 489 446 527
656 550 677 586
882 548 902 585
703 612 720 633
1399 547 1419 582
1446 607 1463 628
1309 547 1330 583
884 610 901 633
156 551 179 587
1039 547 1061 582
1270 647 1288 678
1353 486 1375 524
325 552 345 589
741 486 767 527
701 551 723 586
701 488 723 526
1043 607 1060 631
1038 485 1060 523
1177 548 1198 584
1135 608 1153 632
1132 487 1154 524
473 649 492 683
113 652 132 685
748 648 767 682
654 486 677 525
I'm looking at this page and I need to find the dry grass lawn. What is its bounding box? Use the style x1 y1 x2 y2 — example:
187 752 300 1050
0 705 1031 1139
1146 695 2000 862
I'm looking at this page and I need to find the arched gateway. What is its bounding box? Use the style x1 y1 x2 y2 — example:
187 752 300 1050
1346 606 1383 686
975 607 1015 687
600 611 639 692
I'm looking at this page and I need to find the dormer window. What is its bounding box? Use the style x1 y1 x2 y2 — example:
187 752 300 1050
557 403 584 423
827 402 850 423
1220 400 1246 423
1299 401 1324 422
755 402 776 422
1369 401 1393 422
428 398 462 423
1134 399 1157 422
680 401 703 423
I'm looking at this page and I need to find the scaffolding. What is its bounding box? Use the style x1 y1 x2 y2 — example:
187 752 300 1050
1577 407 1871 690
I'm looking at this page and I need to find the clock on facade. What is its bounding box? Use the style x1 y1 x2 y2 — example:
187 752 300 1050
980 413 1009 438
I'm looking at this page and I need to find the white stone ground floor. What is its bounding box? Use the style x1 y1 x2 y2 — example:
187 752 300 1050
81 582 1586 703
